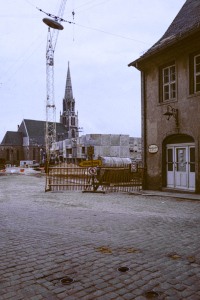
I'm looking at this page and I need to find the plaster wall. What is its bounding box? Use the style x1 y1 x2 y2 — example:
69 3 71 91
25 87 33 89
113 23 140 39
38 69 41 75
143 38 200 192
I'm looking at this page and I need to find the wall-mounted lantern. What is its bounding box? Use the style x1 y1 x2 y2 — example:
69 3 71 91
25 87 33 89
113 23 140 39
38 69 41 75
163 105 178 127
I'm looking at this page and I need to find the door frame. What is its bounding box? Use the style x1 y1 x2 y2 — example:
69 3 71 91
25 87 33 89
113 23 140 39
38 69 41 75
166 143 195 191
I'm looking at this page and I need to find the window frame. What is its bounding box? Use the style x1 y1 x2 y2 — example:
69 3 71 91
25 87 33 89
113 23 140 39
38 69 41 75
159 61 177 103
194 54 200 93
189 51 200 95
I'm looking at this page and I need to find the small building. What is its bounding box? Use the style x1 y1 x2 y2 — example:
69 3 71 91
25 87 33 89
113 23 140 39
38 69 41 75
129 0 200 193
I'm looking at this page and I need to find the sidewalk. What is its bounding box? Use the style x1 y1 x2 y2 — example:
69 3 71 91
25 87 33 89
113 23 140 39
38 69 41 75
139 190 200 201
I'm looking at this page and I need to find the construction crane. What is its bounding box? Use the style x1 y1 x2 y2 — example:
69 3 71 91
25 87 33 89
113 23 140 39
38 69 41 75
38 0 68 164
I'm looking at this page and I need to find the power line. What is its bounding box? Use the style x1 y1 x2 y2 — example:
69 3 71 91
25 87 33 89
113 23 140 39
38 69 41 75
73 22 150 44
74 0 111 12
36 6 148 44
22 0 36 7
22 2 150 45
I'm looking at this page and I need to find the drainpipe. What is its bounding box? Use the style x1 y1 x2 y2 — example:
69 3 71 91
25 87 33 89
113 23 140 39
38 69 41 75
141 70 147 189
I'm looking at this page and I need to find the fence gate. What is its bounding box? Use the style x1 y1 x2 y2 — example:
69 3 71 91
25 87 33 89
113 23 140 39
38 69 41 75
45 163 143 193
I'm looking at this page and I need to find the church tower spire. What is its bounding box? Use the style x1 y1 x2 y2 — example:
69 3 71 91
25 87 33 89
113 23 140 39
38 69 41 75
60 62 79 139
64 62 73 100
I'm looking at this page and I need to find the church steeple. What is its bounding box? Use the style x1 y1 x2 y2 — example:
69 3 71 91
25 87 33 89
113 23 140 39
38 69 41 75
60 62 79 139
64 62 73 100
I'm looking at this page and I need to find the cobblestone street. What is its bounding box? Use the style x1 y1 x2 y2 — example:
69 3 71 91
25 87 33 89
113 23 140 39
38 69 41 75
0 174 200 300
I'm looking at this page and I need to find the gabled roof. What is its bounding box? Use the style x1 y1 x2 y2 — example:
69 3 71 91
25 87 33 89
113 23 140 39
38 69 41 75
1 131 23 145
18 119 68 146
129 0 200 67
22 119 45 137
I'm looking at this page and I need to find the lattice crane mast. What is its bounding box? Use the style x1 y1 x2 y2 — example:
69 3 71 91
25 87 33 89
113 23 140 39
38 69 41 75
38 0 68 163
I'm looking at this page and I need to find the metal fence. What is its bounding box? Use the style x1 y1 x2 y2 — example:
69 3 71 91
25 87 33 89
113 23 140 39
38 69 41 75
45 163 144 193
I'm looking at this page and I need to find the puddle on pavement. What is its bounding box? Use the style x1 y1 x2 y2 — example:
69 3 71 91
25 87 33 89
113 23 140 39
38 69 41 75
118 266 130 272
144 290 160 299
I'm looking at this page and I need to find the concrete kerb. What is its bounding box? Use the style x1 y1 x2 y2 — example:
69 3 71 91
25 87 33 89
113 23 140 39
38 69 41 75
135 190 200 201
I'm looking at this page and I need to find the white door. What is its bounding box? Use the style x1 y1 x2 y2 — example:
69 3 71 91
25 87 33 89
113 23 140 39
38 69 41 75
175 147 188 189
188 146 195 190
166 147 175 188
166 144 195 191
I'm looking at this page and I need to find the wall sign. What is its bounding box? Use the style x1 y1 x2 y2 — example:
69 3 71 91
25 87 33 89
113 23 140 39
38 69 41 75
148 144 158 153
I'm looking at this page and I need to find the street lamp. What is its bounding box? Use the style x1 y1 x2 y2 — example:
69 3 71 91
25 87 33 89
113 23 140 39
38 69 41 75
163 105 178 127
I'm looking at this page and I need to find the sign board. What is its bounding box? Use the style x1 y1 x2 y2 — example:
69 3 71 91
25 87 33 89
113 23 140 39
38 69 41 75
79 159 102 167
88 167 97 175
148 144 158 153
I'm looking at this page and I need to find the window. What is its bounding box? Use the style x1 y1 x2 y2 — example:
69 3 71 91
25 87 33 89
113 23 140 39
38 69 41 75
33 148 36 160
17 150 19 161
6 149 9 161
189 147 195 173
71 117 75 126
189 52 200 94
71 129 75 138
162 64 176 101
194 54 200 92
167 148 173 171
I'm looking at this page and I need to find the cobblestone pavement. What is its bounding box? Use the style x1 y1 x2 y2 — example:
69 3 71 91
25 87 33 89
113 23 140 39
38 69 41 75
0 174 200 300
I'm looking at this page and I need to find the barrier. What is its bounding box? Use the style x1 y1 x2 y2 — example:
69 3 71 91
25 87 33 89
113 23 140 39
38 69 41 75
45 162 143 193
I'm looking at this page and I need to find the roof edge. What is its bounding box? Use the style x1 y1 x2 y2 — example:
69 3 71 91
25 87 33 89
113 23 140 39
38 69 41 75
128 22 200 69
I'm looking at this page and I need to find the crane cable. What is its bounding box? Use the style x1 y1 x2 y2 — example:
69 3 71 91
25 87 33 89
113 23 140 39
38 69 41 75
37 7 149 44
36 7 74 24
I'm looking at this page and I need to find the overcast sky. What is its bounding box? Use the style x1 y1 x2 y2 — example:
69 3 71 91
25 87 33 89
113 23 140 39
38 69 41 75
0 0 186 142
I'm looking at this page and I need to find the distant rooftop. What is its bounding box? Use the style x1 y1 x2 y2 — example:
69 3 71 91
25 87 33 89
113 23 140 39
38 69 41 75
1 131 23 145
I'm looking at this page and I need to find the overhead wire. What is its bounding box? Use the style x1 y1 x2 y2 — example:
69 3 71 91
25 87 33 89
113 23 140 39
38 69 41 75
23 0 150 45
73 22 150 44
22 0 36 7
36 8 149 44
74 0 112 13
2 34 45 89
